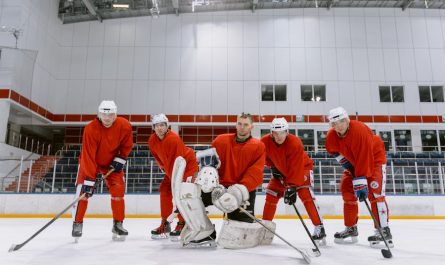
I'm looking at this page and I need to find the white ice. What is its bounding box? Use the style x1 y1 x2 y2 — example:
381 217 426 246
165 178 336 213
0 218 444 265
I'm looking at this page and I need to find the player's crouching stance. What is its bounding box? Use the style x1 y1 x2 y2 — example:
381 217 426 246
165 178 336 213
171 156 275 249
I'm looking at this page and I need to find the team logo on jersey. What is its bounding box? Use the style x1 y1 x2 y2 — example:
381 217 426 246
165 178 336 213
370 181 379 189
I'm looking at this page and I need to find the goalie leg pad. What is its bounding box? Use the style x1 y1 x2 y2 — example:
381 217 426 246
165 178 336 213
217 219 276 249
172 157 214 244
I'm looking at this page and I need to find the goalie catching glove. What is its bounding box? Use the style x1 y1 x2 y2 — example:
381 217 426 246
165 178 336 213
211 184 249 213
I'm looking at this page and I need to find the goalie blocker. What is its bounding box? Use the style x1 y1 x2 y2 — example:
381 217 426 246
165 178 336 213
171 156 276 249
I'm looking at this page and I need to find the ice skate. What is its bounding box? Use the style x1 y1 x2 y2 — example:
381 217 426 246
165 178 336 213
312 224 327 246
72 222 83 243
183 231 217 248
151 220 171 240
334 225 358 244
169 221 185 242
112 220 128 241
368 226 394 248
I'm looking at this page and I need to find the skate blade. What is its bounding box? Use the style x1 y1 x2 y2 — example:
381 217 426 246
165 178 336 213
183 240 217 248
151 233 169 240
369 240 394 249
112 234 127 242
169 235 181 242
314 237 327 247
74 237 80 243
334 236 358 244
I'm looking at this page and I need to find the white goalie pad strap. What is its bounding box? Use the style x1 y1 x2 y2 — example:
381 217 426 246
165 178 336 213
171 157 214 243
217 219 276 249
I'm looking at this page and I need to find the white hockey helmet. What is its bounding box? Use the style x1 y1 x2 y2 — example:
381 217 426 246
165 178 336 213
98 100 117 114
328 107 349 123
271 117 289 132
151 113 169 127
195 166 219 193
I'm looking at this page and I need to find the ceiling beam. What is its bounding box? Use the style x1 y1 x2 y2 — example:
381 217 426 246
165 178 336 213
81 0 103 22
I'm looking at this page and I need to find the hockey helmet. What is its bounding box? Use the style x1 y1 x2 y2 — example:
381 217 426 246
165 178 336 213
328 107 349 124
195 166 219 193
98 100 117 114
270 117 289 132
151 113 169 128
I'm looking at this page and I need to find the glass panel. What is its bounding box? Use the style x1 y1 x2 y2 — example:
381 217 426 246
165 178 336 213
419 86 431 102
289 129 296 136
379 131 392 152
394 130 412 152
421 130 438 152
300 85 313 101
431 86 444 102
261 84 274 101
298 129 315 151
391 86 404 102
275 85 287 101
439 130 445 152
317 131 328 151
260 129 270 137
313 85 326 102
379 86 391 102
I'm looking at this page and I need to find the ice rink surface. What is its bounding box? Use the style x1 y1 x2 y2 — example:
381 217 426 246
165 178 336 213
0 218 444 265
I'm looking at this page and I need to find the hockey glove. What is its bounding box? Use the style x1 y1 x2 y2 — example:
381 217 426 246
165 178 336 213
212 184 249 213
81 178 96 198
196 148 221 169
271 167 284 180
284 186 297 205
333 153 354 172
109 156 126 172
352 176 368 202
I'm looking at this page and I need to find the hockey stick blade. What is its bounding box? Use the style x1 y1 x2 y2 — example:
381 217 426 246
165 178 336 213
238 207 311 264
381 249 392 258
8 169 114 252
291 204 321 257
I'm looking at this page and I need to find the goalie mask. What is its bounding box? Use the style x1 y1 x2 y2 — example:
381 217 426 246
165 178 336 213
195 166 219 193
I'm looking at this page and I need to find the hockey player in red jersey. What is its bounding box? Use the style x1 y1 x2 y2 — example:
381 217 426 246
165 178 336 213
148 114 198 241
72 100 133 241
261 118 326 245
325 107 393 247
173 112 268 248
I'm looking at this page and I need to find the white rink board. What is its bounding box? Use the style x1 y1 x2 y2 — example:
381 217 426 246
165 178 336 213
0 194 445 216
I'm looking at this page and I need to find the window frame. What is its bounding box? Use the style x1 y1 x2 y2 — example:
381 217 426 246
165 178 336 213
300 84 326 102
261 84 288 102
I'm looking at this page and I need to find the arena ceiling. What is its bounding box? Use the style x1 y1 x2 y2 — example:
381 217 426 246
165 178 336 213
58 0 445 24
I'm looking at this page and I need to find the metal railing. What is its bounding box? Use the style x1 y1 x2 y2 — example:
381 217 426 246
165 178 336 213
2 143 444 195
4 157 443 195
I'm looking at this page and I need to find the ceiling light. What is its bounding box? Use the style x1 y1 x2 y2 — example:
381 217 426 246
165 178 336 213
113 4 129 8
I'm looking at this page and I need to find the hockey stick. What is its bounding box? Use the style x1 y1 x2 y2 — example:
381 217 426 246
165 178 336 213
291 204 321 257
238 207 311 264
363 200 393 259
8 169 114 252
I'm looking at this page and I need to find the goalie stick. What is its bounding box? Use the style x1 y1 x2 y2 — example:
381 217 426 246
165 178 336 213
8 169 114 252
238 207 311 264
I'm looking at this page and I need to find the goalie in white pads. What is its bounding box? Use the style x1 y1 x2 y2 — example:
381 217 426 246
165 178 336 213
172 113 275 249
